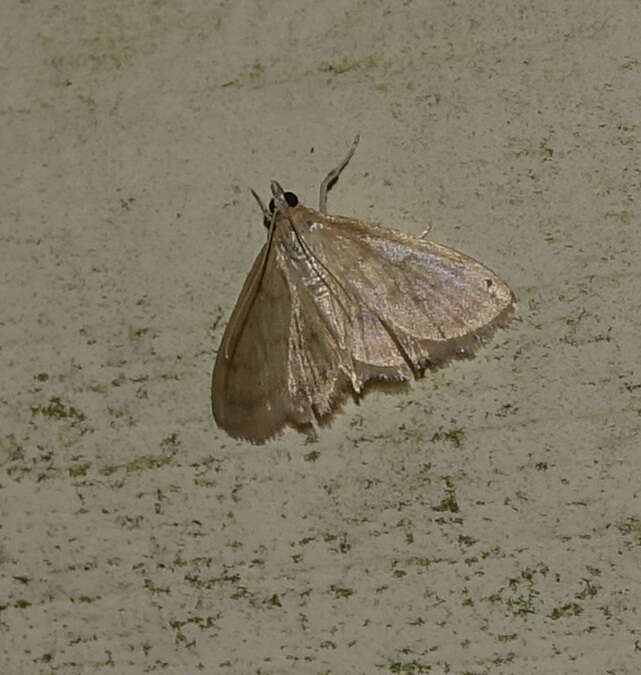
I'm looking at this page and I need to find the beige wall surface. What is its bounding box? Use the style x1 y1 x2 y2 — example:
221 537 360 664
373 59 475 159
2 1 641 673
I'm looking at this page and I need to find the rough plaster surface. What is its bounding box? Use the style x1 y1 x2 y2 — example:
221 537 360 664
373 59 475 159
2 1 641 674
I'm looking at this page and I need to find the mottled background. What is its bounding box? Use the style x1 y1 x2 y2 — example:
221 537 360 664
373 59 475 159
2 1 641 673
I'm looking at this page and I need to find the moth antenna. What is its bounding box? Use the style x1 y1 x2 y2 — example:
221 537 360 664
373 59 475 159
319 134 360 214
250 187 270 227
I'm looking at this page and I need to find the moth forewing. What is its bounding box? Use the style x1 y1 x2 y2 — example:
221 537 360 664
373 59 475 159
211 139 515 443
311 215 514 370
211 243 291 442
211 195 346 443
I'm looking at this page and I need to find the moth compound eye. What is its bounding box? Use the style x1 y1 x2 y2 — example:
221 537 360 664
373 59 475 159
269 192 299 213
284 191 299 207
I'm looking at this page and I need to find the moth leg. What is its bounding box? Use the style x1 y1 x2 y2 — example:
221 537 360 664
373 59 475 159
419 224 432 239
319 134 360 214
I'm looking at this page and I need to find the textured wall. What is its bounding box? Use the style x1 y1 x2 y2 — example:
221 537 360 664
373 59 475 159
2 1 640 673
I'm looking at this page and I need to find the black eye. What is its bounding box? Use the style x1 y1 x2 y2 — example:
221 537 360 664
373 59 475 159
268 191 299 213
284 192 299 207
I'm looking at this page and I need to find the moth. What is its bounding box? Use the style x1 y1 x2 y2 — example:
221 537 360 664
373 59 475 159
212 136 514 443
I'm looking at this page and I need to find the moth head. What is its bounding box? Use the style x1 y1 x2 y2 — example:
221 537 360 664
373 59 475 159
250 181 302 230
268 182 299 214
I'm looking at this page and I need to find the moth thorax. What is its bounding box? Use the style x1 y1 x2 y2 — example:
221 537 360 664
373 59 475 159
281 237 308 262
